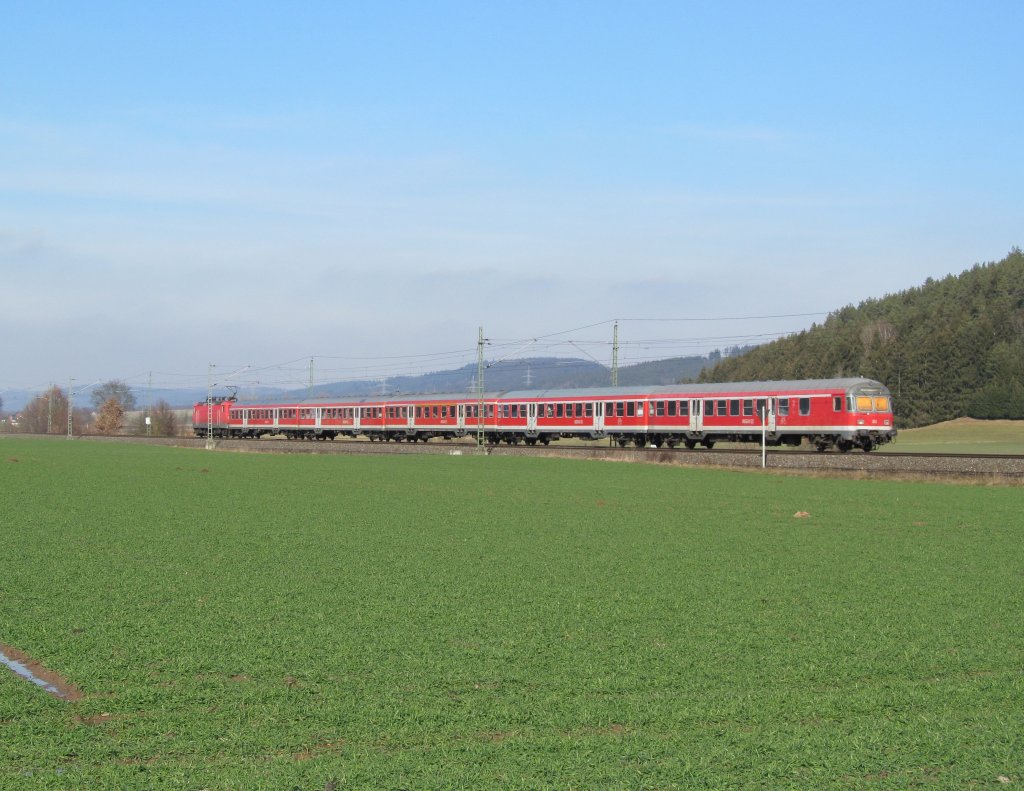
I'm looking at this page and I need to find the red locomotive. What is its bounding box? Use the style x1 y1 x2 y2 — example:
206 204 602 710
194 377 895 452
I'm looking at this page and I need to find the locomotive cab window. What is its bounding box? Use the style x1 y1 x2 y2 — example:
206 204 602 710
856 396 873 411
874 397 890 412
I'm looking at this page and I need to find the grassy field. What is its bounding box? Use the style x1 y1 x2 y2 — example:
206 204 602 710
883 417 1024 455
1 438 1022 789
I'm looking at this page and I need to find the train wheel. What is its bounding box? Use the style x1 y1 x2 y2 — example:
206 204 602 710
837 439 853 453
701 439 715 449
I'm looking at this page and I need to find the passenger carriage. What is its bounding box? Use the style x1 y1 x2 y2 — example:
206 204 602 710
193 378 895 452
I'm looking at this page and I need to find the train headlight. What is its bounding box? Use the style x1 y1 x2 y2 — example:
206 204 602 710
857 419 865 425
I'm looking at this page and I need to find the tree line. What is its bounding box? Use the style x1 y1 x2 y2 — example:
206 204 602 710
699 248 1024 427
2 380 179 436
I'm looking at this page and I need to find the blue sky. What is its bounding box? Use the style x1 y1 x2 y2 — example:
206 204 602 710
1 1 1021 394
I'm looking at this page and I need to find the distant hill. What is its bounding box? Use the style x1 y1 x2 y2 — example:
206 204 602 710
700 248 1024 427
1 352 728 413
307 351 732 397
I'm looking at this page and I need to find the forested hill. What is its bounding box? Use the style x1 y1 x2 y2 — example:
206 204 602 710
699 249 1024 427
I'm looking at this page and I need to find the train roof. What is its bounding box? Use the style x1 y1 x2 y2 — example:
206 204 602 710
222 378 888 407
501 378 887 399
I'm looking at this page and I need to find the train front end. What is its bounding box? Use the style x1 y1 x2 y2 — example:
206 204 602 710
843 380 897 451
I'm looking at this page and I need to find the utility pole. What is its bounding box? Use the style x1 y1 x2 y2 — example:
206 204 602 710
611 321 620 387
477 326 485 448
146 371 152 437
66 378 74 439
206 363 214 449
47 384 53 434
308 357 314 400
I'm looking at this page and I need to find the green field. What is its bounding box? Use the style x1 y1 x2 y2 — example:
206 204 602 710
1 439 1022 789
884 417 1024 455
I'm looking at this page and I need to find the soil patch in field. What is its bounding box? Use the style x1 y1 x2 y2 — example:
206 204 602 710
0 642 83 701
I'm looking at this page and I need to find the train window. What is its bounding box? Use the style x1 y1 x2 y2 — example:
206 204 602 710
874 397 890 412
570 403 579 418
616 402 624 417
509 404 516 418
729 400 740 417
756 398 766 418
415 406 421 418
778 398 789 416
667 401 676 417
799 398 811 416
546 404 554 418
554 403 562 418
680 400 690 417
856 396 872 411
743 399 753 416
833 397 842 412
717 400 728 416
656 401 665 417
626 402 635 417
704 400 714 416
585 403 593 417
605 402 614 416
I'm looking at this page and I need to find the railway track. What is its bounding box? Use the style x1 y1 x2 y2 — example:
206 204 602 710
11 432 1023 480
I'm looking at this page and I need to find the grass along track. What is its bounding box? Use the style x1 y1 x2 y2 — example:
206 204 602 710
1 438 1022 788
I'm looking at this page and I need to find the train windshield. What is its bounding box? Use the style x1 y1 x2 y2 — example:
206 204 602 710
851 387 892 413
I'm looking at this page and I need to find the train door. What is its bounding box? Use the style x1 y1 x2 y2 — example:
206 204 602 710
457 404 466 430
273 408 280 431
353 407 361 431
406 405 415 431
766 398 777 432
690 399 701 432
242 408 249 430
594 401 604 432
527 403 538 433
314 408 322 431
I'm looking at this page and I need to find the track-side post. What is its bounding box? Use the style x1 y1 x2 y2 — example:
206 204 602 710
477 326 486 452
206 363 215 450
761 402 767 469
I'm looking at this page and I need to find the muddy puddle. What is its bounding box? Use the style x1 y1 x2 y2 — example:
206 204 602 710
0 643 82 701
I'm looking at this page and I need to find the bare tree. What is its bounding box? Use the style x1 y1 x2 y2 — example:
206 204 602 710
91 380 137 411
130 399 179 436
18 387 68 433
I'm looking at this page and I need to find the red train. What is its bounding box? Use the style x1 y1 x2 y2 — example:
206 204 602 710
194 377 896 452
